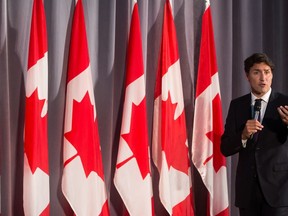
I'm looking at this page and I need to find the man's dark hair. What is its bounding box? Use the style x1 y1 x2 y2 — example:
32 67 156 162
244 53 275 73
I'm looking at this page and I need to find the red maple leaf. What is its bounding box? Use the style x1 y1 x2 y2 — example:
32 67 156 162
121 98 150 179
64 92 104 179
204 94 226 172
25 89 49 174
161 92 189 174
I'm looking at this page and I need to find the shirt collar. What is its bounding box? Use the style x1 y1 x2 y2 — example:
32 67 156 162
251 88 271 103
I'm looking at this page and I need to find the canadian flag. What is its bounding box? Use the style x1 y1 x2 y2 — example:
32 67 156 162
23 0 49 215
114 1 154 215
152 0 194 215
61 0 109 215
191 1 229 216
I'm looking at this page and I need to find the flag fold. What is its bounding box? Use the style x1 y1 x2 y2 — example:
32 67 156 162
152 1 194 215
114 1 154 215
62 0 109 215
192 1 229 216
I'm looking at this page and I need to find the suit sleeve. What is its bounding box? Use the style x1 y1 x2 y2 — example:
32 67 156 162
221 100 249 156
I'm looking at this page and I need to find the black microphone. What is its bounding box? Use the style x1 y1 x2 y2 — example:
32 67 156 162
253 99 262 121
250 99 262 140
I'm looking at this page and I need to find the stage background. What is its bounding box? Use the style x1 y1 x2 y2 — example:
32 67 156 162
1 0 288 215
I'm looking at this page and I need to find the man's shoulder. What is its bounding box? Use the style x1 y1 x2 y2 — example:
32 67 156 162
270 91 288 102
231 93 250 104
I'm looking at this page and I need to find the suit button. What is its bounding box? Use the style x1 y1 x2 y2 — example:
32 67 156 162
255 147 261 150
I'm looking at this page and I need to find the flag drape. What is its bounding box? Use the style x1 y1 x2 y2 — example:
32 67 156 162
114 1 154 215
152 0 194 215
191 1 229 216
61 0 109 215
23 0 49 215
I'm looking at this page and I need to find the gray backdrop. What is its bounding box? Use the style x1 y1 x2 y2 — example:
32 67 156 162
1 0 288 215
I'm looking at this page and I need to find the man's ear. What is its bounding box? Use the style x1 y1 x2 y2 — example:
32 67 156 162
245 72 249 80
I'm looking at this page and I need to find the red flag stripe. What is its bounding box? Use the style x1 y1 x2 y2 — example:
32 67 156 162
154 0 179 99
195 6 218 98
24 0 50 215
28 0 47 69
66 0 90 83
125 4 144 87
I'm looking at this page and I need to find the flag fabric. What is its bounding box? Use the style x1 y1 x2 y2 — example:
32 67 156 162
61 0 109 215
114 1 154 215
152 0 194 215
23 0 49 215
191 1 229 216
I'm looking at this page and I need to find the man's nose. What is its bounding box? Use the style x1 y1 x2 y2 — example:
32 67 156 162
260 72 265 80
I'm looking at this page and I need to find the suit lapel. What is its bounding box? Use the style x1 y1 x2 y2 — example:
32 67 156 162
263 91 278 121
243 94 252 119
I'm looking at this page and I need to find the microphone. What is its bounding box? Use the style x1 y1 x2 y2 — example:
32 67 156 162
250 99 262 140
253 99 262 121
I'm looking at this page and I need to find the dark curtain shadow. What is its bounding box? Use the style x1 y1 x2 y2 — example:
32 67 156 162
96 0 128 215
45 0 74 215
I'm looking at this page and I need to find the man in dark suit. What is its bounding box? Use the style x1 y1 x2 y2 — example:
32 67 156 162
221 53 288 216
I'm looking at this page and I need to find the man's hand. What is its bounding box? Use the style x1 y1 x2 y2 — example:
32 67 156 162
277 105 288 125
241 120 264 140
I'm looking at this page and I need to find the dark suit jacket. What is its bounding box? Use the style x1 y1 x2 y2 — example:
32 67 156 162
221 91 288 208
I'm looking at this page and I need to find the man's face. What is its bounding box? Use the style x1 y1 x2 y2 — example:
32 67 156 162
246 62 273 97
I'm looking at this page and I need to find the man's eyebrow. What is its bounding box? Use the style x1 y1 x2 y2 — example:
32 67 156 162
252 68 271 71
